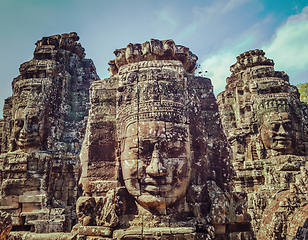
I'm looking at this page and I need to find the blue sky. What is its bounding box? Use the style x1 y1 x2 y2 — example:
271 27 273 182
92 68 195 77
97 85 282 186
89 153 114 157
0 0 307 117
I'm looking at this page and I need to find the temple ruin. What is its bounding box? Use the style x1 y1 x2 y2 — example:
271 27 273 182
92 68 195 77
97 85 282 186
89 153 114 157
0 33 307 240
217 49 308 239
0 32 99 238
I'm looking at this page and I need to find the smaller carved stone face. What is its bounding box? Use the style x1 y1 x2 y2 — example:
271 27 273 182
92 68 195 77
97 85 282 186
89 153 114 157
121 120 191 213
13 107 44 150
260 112 295 155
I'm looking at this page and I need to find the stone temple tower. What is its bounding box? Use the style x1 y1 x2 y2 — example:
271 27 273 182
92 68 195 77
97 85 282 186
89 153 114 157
217 49 308 239
0 32 99 234
76 39 253 239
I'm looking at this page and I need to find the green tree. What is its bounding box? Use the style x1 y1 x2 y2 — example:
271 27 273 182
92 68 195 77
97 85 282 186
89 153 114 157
296 83 308 103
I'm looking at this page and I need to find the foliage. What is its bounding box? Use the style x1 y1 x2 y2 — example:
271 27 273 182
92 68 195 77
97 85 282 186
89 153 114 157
195 63 207 77
296 83 308 103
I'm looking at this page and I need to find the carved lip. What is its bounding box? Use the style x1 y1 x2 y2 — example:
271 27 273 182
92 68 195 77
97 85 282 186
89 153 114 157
274 137 288 139
273 137 290 143
17 137 39 145
142 177 174 194
144 184 173 194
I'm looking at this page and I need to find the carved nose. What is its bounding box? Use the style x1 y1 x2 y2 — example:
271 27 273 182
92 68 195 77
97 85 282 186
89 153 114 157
277 124 287 135
20 121 31 135
146 143 167 177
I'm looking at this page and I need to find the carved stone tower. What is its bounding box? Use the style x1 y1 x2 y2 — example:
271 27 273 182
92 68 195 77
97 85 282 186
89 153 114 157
0 32 99 234
77 39 253 239
217 49 308 239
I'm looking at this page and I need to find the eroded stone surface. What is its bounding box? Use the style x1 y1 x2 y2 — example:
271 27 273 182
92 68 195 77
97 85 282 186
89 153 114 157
107 39 198 76
0 32 99 235
78 41 253 239
217 49 308 239
0 210 12 240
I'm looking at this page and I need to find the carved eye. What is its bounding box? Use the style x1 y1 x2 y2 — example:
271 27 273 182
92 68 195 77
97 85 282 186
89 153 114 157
271 123 280 132
168 144 185 157
122 145 138 160
129 146 139 155
29 116 39 125
168 148 181 157
15 119 24 128
283 122 292 131
139 142 154 157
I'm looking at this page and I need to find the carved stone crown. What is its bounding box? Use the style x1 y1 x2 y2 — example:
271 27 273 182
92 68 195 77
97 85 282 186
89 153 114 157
35 32 85 59
256 98 292 118
11 78 53 110
230 49 274 74
117 100 188 134
116 60 189 138
108 39 198 76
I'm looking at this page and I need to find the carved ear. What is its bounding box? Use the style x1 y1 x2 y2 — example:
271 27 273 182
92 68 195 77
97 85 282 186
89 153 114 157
255 131 266 159
9 137 17 152
119 139 124 153
9 120 17 152
40 116 49 150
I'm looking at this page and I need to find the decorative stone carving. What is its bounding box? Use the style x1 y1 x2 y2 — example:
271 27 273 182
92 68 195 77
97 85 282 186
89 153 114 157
108 39 198 76
0 32 99 235
0 210 12 240
78 40 253 239
76 193 118 228
217 49 308 239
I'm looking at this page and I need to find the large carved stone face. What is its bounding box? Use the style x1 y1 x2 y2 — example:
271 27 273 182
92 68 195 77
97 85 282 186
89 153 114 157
13 107 44 150
121 120 191 212
260 112 295 155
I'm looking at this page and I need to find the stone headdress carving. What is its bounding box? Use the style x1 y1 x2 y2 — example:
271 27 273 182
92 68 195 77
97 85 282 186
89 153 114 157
0 32 99 234
218 49 305 161
108 39 198 76
78 39 252 239
116 61 189 139
217 49 308 237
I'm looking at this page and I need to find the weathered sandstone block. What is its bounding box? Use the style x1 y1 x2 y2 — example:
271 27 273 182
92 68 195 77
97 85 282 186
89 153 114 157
0 32 99 235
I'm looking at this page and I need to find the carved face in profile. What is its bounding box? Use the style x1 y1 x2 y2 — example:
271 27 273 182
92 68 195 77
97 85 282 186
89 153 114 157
13 107 44 150
121 120 191 213
260 112 295 155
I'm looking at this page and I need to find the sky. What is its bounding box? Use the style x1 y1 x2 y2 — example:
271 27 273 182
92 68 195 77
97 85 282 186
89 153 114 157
0 0 307 117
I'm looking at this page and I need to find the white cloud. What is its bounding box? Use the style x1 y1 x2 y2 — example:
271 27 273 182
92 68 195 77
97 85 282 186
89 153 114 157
200 5 308 96
221 0 250 14
263 6 308 80
178 23 197 40
200 36 255 95
159 12 177 26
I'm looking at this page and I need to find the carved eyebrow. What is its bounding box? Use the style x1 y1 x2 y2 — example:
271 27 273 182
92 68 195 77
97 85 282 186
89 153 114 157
139 138 156 141
129 145 138 149
27 115 39 119
166 132 187 140
270 120 291 124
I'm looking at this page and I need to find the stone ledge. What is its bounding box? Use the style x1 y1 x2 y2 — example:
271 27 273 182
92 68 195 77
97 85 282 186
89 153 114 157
78 226 112 237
